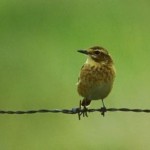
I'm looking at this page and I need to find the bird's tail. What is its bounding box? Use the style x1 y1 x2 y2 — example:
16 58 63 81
81 98 91 107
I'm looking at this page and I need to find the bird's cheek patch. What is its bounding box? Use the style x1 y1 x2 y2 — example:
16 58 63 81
91 54 98 59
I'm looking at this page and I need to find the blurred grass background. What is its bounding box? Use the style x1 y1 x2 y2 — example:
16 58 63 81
0 0 150 149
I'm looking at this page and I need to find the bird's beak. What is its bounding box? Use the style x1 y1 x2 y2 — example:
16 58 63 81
77 50 89 55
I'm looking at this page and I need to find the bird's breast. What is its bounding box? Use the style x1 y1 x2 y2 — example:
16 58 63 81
77 64 115 100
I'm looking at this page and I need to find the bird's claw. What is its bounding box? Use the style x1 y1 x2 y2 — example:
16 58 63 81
101 106 107 117
78 100 88 120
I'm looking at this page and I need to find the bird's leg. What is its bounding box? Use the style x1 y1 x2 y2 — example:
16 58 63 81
82 103 88 118
102 99 105 108
101 99 107 116
78 100 82 120
78 99 89 120
82 98 90 117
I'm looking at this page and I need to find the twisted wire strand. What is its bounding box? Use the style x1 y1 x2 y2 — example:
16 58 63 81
0 107 150 115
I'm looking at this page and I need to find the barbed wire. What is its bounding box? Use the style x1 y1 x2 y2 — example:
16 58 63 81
0 107 150 115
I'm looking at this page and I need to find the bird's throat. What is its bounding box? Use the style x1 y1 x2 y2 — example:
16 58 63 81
85 57 103 67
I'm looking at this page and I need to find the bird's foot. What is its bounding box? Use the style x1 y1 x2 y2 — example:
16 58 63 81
78 100 88 120
101 106 107 117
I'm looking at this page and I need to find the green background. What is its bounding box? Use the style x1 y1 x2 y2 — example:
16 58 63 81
0 0 150 149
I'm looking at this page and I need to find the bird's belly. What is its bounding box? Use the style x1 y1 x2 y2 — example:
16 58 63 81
87 83 112 100
78 81 113 100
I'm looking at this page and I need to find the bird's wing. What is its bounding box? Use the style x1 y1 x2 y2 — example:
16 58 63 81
76 64 85 84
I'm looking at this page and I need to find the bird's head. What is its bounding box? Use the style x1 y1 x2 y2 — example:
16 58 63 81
78 46 113 64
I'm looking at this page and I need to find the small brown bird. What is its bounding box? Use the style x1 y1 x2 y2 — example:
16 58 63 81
77 46 116 118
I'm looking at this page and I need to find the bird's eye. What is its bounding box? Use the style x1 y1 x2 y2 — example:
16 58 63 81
94 51 100 54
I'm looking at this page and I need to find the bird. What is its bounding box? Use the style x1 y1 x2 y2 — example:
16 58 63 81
77 46 116 118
